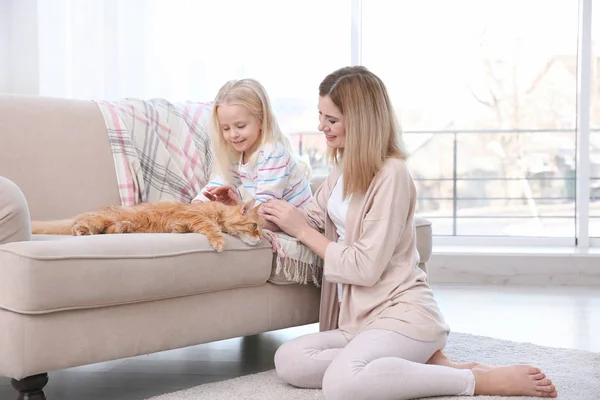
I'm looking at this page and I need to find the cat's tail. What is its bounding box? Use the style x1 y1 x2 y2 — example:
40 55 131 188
31 219 75 235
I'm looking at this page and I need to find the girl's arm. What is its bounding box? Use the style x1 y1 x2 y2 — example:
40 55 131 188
262 168 333 235
192 173 242 203
252 144 311 205
253 147 291 205
254 149 300 232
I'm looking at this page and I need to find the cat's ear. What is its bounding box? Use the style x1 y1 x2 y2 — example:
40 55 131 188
241 199 255 215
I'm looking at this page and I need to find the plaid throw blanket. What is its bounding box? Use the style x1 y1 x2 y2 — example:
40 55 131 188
94 98 322 286
94 98 214 206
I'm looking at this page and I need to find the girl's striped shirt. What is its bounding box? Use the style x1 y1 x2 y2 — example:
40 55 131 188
193 142 312 208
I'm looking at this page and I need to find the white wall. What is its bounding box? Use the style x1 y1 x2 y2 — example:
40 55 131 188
11 0 40 94
0 1 10 92
1 0 39 94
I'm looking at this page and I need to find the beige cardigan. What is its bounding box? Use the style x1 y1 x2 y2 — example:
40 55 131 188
301 158 450 342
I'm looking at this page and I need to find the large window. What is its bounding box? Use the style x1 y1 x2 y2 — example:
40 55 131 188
361 0 579 239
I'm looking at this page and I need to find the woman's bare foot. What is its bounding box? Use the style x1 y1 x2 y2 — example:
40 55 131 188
427 350 481 370
473 365 557 397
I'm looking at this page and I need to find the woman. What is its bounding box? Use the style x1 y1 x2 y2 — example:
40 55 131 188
262 66 556 400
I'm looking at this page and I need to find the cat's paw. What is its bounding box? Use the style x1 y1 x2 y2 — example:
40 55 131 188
113 221 132 233
72 223 91 236
239 235 262 246
209 236 225 252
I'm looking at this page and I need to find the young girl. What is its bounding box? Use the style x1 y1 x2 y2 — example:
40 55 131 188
192 79 312 215
262 66 557 399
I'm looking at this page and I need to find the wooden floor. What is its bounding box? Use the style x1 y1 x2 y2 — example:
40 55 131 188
1 283 599 400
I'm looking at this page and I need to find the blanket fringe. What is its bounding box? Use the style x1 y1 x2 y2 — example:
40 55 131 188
275 256 323 287
263 230 323 287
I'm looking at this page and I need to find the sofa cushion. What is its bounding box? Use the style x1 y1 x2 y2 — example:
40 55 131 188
0 233 273 314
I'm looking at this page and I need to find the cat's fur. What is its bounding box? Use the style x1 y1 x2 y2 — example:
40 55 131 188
31 200 264 252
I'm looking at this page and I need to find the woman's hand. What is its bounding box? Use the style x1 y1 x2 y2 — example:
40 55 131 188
262 199 310 239
203 185 242 206
263 199 331 258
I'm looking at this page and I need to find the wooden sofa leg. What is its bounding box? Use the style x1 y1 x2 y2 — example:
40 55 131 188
11 373 48 400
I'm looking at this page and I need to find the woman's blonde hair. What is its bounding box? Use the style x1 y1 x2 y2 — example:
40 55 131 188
319 66 408 196
210 78 309 182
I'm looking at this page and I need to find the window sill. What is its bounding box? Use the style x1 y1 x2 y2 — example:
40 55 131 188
433 244 600 257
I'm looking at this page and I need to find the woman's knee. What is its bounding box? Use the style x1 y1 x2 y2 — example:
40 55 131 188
322 361 357 400
274 341 306 387
0 176 31 244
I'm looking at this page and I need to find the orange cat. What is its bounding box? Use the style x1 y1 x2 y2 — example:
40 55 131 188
31 200 264 252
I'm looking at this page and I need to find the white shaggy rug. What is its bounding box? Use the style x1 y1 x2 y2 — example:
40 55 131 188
147 332 600 400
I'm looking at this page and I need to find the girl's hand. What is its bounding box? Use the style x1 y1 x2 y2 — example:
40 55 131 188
203 185 242 206
262 199 310 239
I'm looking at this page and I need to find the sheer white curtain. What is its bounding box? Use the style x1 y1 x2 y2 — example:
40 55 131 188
33 0 351 115
36 0 239 100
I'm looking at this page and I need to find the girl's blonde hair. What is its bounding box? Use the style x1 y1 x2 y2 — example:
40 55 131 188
210 78 310 182
319 66 408 197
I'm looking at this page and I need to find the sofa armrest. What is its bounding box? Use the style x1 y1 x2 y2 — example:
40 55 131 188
415 216 432 264
0 94 120 220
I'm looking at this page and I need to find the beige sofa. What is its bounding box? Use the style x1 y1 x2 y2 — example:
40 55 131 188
0 93 433 399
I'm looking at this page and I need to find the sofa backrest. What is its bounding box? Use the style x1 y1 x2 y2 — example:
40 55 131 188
0 94 121 219
0 94 331 221
309 175 326 195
